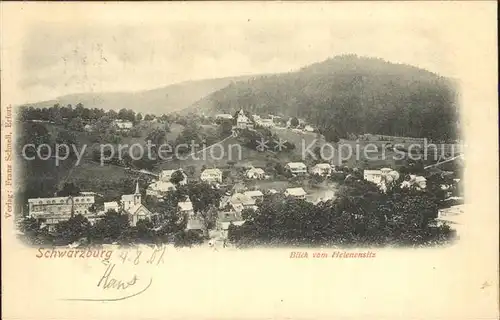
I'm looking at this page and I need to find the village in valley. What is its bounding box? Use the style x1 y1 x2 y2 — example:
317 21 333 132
16 98 465 249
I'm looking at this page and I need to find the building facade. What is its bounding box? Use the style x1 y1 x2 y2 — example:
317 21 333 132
236 109 250 129
284 187 307 200
201 168 223 183
311 163 332 176
285 162 308 175
27 195 96 230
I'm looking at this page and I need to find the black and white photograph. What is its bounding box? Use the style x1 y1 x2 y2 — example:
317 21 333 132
12 9 466 250
1 2 497 320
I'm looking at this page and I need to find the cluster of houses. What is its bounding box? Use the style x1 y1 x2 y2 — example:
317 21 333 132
363 168 428 192
215 109 315 133
25 157 442 238
25 103 459 240
26 182 152 231
84 119 135 133
25 161 326 236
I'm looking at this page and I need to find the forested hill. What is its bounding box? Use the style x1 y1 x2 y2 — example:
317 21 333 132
190 55 459 141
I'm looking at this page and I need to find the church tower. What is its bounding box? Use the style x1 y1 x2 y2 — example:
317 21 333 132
134 180 141 206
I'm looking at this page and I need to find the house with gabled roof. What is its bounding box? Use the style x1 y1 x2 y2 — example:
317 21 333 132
284 187 307 200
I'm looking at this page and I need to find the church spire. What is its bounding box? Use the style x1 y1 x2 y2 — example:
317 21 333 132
135 180 140 194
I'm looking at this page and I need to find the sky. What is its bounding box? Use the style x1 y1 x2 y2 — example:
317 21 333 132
1 2 492 105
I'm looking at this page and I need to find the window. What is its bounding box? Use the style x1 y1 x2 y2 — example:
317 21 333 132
75 199 79 202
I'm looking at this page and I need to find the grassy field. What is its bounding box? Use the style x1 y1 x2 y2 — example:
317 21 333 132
18 121 181 199
155 135 276 175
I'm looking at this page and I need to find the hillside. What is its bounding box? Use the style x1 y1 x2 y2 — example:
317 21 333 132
25 75 258 115
190 55 460 141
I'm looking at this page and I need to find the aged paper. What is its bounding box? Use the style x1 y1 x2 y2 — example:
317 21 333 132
1 2 498 319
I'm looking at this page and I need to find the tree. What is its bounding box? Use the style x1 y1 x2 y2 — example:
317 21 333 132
18 217 41 244
323 127 340 143
164 122 171 133
106 110 118 119
218 119 233 138
146 128 167 151
289 117 299 128
173 230 203 247
67 117 84 131
135 219 155 243
170 170 185 185
55 214 92 244
199 205 218 238
241 208 257 221
57 182 81 197
91 210 130 244
179 182 221 214
144 114 154 121
159 114 170 122
136 113 143 122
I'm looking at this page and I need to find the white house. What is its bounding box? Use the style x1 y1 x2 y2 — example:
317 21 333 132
285 162 308 175
216 114 234 121
252 114 261 121
230 193 257 212
146 181 176 198
186 217 204 232
243 190 264 202
104 201 119 212
363 170 383 185
284 187 307 200
178 200 194 217
84 124 94 132
113 119 133 131
236 109 250 129
201 168 223 184
159 169 187 185
310 163 332 176
121 182 153 226
364 169 401 191
304 125 315 132
256 118 274 128
401 175 427 190
245 167 266 179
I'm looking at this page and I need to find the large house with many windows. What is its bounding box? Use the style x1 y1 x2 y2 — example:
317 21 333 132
27 195 96 230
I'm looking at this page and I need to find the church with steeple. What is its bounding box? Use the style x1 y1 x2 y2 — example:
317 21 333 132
235 109 250 129
120 180 153 226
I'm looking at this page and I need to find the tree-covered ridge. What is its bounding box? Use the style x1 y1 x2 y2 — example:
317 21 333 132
193 55 459 142
228 178 455 248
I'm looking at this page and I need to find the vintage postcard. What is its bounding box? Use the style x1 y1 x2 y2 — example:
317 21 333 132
1 2 498 319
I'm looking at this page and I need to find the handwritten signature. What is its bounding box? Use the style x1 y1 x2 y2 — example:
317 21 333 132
61 263 153 302
60 245 168 302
